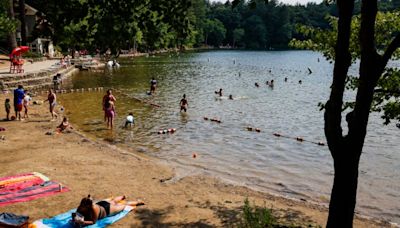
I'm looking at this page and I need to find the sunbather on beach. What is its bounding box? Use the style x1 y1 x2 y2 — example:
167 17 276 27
74 195 144 225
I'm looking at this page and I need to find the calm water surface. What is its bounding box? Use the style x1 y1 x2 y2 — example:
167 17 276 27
59 51 400 223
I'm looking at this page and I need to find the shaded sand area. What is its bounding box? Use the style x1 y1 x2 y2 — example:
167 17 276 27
0 95 394 227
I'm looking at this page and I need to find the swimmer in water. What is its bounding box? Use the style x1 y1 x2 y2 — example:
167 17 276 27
255 83 259 87
180 94 188 112
215 88 223 97
229 95 233 100
269 79 274 87
299 80 302 84
284 77 288 82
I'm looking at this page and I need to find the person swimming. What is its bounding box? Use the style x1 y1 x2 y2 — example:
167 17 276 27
255 83 260 87
269 80 274 87
228 95 233 100
214 88 223 97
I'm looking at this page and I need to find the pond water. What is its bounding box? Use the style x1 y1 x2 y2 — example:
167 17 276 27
59 50 400 223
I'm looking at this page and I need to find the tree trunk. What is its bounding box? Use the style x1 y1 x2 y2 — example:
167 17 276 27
327 144 361 228
7 0 17 51
19 0 27 45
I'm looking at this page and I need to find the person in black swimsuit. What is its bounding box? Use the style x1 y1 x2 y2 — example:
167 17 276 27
180 94 188 112
150 77 157 95
74 195 144 225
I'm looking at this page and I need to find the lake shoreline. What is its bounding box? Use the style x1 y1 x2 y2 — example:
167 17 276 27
0 94 394 227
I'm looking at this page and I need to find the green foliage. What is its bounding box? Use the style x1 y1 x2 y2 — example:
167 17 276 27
239 198 275 228
0 1 18 39
204 18 226 46
233 28 245 47
290 11 400 124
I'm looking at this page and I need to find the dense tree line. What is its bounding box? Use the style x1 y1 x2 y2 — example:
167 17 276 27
2 0 400 52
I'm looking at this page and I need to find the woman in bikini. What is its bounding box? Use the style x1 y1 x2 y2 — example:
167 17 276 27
45 89 58 120
74 195 144 225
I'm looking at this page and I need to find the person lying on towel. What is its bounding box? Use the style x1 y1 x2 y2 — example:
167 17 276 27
72 195 144 225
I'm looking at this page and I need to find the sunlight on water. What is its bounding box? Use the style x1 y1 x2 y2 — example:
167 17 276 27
59 50 400 223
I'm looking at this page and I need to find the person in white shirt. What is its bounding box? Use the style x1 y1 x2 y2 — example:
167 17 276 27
125 112 135 128
23 90 31 119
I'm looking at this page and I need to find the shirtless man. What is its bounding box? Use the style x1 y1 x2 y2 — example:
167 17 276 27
180 94 188 112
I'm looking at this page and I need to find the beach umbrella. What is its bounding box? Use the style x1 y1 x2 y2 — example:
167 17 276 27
10 46 30 57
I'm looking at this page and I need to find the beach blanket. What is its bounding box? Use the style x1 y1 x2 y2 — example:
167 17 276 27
0 172 69 206
32 206 134 228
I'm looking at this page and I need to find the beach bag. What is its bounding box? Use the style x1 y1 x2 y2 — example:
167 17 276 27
0 213 29 227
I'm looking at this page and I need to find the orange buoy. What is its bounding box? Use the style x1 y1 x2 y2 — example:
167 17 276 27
192 153 197 158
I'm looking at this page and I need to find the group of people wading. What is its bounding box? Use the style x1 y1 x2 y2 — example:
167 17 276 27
101 77 189 129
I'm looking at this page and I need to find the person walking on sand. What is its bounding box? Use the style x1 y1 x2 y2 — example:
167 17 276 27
180 94 188 112
102 89 116 122
13 85 25 121
150 77 157 95
45 89 58 120
23 90 31 119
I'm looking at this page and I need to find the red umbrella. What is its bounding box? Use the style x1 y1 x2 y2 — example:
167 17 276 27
10 46 30 57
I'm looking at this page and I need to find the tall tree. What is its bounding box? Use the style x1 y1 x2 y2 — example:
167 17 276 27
291 1 400 227
7 0 17 50
0 0 17 44
19 0 27 45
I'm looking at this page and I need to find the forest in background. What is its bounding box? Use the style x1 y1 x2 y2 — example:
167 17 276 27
1 0 400 53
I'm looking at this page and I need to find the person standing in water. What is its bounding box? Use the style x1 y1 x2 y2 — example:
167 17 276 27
180 94 188 112
150 77 157 95
102 89 116 122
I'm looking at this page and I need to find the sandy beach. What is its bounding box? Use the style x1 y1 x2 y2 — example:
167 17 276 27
0 94 394 227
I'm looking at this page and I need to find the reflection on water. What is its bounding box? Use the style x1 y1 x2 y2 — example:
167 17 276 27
59 50 400 223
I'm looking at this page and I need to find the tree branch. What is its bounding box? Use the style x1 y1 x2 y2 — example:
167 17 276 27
324 0 354 156
382 34 400 66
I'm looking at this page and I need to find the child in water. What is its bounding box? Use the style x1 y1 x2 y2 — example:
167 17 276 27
180 94 188 112
125 112 135 128
4 98 11 120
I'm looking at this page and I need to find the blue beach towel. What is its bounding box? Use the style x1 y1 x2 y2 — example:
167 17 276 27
33 206 133 228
